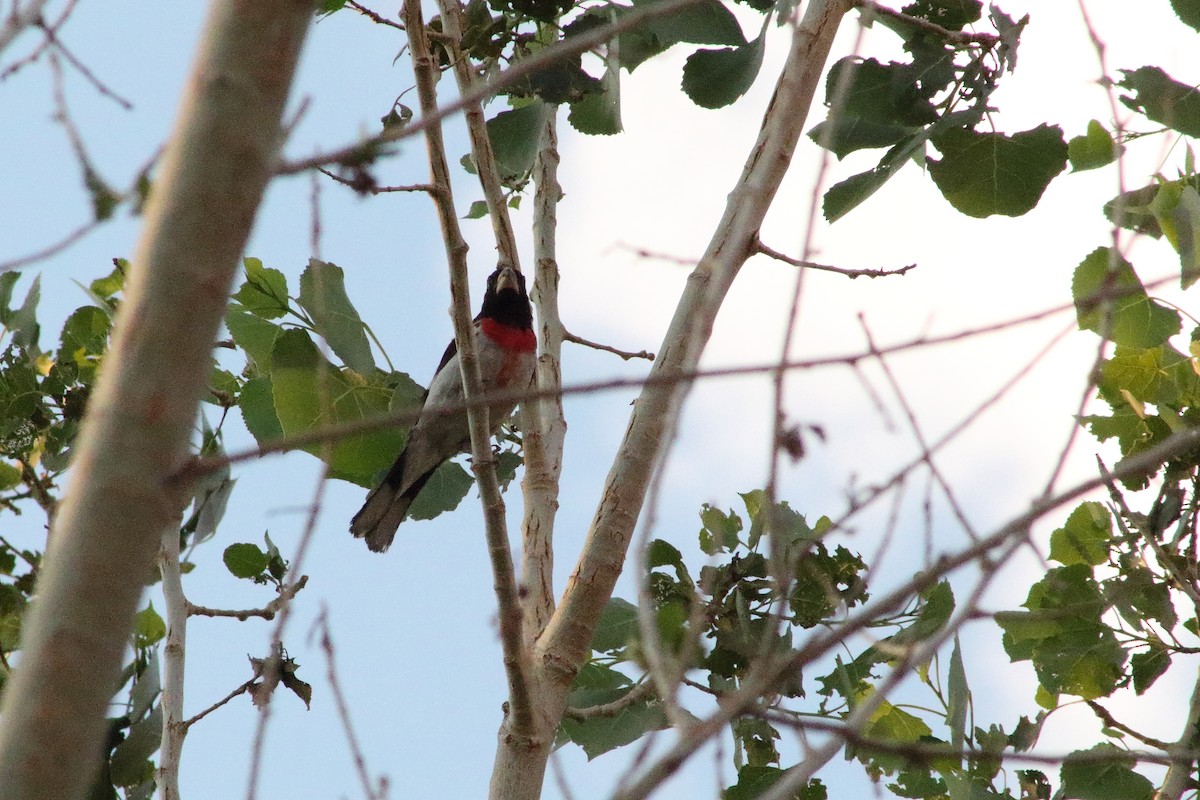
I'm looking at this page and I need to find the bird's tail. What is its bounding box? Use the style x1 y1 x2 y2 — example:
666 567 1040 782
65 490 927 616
350 462 436 552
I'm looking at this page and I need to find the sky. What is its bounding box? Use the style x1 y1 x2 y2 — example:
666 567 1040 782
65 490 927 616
2 1 1199 799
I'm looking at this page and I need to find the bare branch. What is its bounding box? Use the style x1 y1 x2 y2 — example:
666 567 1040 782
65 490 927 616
346 0 404 30
755 238 915 279
1085 701 1172 750
563 681 656 720
185 576 309 621
851 0 1001 46
402 0 535 747
520 107 566 642
563 329 655 361
181 677 257 730
158 521 187 800
313 607 381 800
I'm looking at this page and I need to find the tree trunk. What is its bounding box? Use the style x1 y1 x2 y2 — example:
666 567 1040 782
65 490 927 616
0 3 312 799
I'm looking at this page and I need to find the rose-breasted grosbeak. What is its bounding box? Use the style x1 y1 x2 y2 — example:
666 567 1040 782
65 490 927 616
350 265 536 552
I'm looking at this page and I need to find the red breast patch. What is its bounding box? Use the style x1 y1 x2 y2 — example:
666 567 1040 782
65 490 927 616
481 318 536 352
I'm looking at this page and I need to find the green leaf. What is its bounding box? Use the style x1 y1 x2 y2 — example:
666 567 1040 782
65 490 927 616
239 376 283 443
592 597 638 653
680 32 766 110
1071 247 1181 347
1002 565 1126 700
1048 502 1111 567
1103 175 1200 239
1068 120 1121 172
487 102 549 186
464 200 489 219
647 539 684 569
1119 66 1200 137
726 767 826 800
1130 643 1170 695
823 57 937 127
109 704 162 788
298 259 375 375
90 261 126 300
632 0 745 48
57 306 111 384
807 116 914 160
134 603 166 648
558 663 669 760
226 305 283 373
1149 183 1200 287
10 274 41 352
699 504 742 554
0 461 20 491
928 124 1068 217
269 329 404 485
1172 0 1200 31
405 461 473 520
233 257 290 319
1060 745 1154 800
223 542 269 579
568 66 622 136
946 636 968 750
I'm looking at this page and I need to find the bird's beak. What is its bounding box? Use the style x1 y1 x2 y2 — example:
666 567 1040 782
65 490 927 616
496 266 520 293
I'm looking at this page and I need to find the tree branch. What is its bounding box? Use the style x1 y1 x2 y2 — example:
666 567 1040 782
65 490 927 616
158 521 187 800
537 0 851 709
563 329 654 361
402 0 536 748
185 576 308 621
755 238 915 279
0 3 312 799
521 105 566 643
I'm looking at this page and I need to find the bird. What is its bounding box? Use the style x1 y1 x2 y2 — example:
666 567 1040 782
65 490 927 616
350 265 536 552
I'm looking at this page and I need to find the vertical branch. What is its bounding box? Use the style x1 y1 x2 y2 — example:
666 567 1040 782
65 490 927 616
521 110 566 640
158 521 187 800
434 0 521 265
401 0 535 740
0 3 312 799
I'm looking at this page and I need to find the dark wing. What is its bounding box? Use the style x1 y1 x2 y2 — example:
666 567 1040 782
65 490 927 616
431 337 457 385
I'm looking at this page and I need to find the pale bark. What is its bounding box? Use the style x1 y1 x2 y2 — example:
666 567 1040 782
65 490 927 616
0 3 312 799
521 112 567 641
487 2 852 798
158 523 187 800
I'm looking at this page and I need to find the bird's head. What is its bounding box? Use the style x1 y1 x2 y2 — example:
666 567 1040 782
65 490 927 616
480 265 532 329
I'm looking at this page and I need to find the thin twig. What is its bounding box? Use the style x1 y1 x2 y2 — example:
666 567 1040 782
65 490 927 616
563 329 654 361
181 677 257 729
319 167 435 195
41 20 132 108
756 238 915 279
346 0 404 30
1085 701 1172 750
563 681 656 720
185 576 309 621
313 607 379 800
850 0 1001 46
